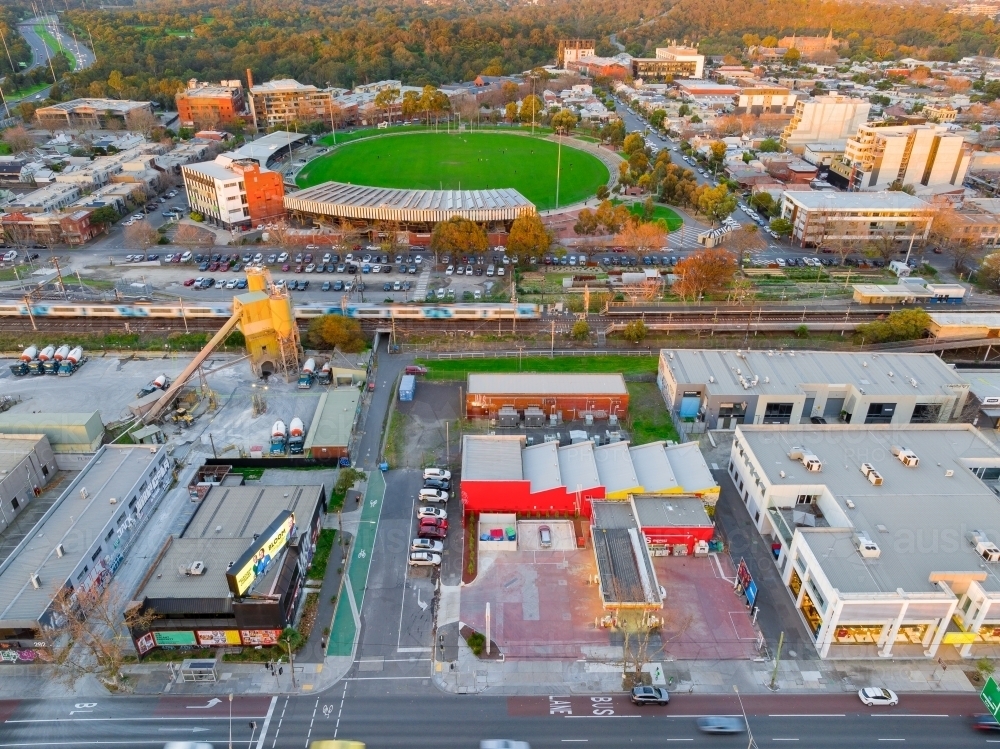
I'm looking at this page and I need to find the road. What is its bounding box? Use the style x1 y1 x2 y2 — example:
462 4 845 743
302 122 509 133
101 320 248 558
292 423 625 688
7 16 95 107
0 691 994 748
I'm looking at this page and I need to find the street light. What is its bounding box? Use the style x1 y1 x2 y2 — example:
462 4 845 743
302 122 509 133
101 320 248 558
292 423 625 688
733 685 757 749
228 692 234 749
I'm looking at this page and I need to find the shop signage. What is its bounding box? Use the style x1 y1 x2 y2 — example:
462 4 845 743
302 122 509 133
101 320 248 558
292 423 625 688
196 630 242 646
226 511 296 597
153 630 197 646
240 629 281 646
135 632 155 655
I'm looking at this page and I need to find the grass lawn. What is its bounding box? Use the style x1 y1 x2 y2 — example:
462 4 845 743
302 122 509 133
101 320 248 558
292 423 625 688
627 202 683 231
298 132 609 210
416 355 657 380
626 382 679 445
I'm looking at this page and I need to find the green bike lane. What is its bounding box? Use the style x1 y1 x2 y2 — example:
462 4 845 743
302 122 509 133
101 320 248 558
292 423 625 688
328 470 385 656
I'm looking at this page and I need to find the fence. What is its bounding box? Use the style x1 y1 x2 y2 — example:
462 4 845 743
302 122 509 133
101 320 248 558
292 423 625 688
412 348 658 360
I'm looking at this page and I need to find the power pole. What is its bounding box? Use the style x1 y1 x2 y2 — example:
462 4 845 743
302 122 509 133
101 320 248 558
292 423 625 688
769 631 785 691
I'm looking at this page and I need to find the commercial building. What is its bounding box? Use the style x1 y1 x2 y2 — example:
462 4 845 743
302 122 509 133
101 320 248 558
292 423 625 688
591 501 664 610
851 279 967 305
927 311 1000 339
303 387 361 460
0 445 171 645
566 56 630 80
35 99 155 130
176 79 248 129
460 434 718 516
182 154 285 230
248 79 340 132
830 123 971 192
733 86 798 116
658 349 968 429
632 47 705 81
465 373 628 419
729 423 1000 659
779 190 934 248
0 411 104 458
131 483 326 654
0 435 56 536
631 494 715 554
780 96 872 155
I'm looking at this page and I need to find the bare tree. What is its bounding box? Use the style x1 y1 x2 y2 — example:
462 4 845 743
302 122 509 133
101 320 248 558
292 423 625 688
617 609 661 689
173 222 212 251
124 221 159 254
48 581 158 691
126 109 160 139
2 125 36 155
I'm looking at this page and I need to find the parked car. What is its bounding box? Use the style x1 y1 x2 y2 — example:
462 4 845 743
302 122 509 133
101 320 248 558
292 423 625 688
417 506 447 520
183 278 196 287
419 488 449 503
858 688 898 707
630 686 670 706
538 525 552 548
411 538 444 553
417 519 448 539
408 366 431 377
408 551 442 566
424 478 451 491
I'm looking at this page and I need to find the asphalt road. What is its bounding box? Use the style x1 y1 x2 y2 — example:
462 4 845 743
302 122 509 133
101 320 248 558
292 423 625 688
0 691 994 748
7 17 94 108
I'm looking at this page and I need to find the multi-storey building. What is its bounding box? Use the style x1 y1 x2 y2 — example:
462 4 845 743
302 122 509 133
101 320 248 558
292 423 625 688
733 86 799 115
181 155 285 230
35 98 154 130
631 47 705 80
558 40 596 67
248 79 339 132
780 191 934 247
830 123 971 192
176 79 248 129
780 96 871 154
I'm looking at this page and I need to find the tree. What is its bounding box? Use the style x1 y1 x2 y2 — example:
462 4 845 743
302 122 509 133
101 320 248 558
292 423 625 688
615 219 667 255
430 216 488 258
173 223 212 251
979 251 1000 292
783 48 802 66
127 109 160 138
124 221 158 253
2 125 34 155
709 140 726 163
574 208 599 235
855 308 930 343
594 200 631 233
504 102 519 123
571 320 591 340
550 108 577 134
508 211 551 254
622 319 648 343
107 70 127 99
677 104 691 117
697 184 737 223
769 217 793 237
89 206 120 228
623 132 645 156
49 581 157 690
374 87 401 125
863 232 900 264
672 248 738 302
726 223 766 257
305 315 367 352
758 137 781 152
649 109 667 129
500 81 520 103
761 36 779 47
519 95 543 124
333 467 365 498
596 185 610 201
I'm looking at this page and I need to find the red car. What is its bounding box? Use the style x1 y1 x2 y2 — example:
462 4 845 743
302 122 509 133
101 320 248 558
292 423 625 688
183 278 196 286
281 263 290 272
219 262 230 272
418 523 447 540
405 365 428 375
295 264 303 273
171 254 182 263
208 262 219 271
419 517 448 531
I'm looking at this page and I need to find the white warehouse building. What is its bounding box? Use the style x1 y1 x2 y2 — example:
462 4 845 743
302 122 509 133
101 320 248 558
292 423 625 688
729 424 1000 659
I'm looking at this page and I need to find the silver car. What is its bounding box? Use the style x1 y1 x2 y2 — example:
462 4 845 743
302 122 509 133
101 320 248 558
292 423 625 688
408 551 442 566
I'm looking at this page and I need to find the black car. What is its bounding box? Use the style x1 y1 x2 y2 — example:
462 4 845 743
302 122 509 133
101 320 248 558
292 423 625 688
383 282 392 291
287 280 298 291
298 280 309 290
630 686 669 706
424 478 451 491
810 416 827 424
322 281 331 291
333 280 344 291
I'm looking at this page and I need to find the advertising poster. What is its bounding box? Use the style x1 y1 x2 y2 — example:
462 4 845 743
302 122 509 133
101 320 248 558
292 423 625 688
226 511 296 597
153 630 197 646
240 629 281 646
135 632 155 655
196 630 242 646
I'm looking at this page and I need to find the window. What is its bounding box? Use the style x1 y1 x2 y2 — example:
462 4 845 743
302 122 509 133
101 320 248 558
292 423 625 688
865 402 896 424
911 403 940 424
77 566 89 581
763 402 794 424
105 529 114 541
117 514 126 526
10 497 18 510
42 465 49 476
91 546 103 562
129 497 138 510
796 494 819 505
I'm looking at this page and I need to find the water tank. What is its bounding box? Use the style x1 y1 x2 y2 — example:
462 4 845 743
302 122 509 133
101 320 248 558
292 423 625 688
289 417 304 437
66 347 83 364
38 345 54 361
54 345 70 361
21 345 37 361
302 358 316 375
153 374 167 389
271 420 286 438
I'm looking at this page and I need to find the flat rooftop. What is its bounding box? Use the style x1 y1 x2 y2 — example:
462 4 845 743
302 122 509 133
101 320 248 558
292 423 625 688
461 435 523 481
0 446 165 628
138 537 249 601
468 373 627 396
228 131 308 163
783 190 930 211
182 484 323 540
661 349 966 397
304 387 361 451
0 435 45 474
737 424 1000 595
591 501 663 607
632 495 712 528
963 371 1000 402
929 312 1000 329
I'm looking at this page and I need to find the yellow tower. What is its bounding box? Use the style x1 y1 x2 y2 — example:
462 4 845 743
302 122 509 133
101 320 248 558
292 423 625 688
237 267 302 381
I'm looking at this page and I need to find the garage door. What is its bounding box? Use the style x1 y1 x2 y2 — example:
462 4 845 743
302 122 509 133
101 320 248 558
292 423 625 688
680 393 701 418
824 398 845 418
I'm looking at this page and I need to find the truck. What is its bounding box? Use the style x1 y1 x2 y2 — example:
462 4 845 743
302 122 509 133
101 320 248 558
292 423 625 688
316 361 332 386
42 359 59 375
138 374 170 397
9 362 28 377
399 374 415 402
270 420 288 455
288 417 305 455
57 347 85 376
298 358 316 389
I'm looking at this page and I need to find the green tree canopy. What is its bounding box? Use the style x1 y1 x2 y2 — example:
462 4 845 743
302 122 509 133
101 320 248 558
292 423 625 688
855 309 930 343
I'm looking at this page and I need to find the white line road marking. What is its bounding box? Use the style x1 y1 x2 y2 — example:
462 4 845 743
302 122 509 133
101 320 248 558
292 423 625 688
6 717 268 724
870 715 948 718
561 740 589 742
255 696 277 749
186 699 222 709
0 742 185 747
345 675 431 680
665 739 694 742
157 728 209 733
565 715 642 719
877 739 906 742
334 680 347 739
772 740 800 742
768 714 845 718
272 696 288 749
396 647 432 653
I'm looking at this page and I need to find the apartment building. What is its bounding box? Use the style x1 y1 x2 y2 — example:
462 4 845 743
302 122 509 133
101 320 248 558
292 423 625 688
176 79 248 128
181 155 285 229
632 47 705 80
830 123 971 192
780 190 934 247
780 96 871 155
248 79 338 132
35 99 154 130
733 86 799 115
558 39 596 67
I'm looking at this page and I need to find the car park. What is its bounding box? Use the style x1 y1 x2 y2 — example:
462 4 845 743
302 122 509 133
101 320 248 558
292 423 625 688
408 551 442 566
417 506 447 520
630 686 670 705
858 688 898 706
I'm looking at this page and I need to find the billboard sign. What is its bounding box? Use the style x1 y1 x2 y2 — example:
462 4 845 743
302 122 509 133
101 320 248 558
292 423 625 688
226 511 296 597
240 629 281 646
153 630 196 646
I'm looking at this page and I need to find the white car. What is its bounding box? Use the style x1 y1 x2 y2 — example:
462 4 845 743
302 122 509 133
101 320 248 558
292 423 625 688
305 263 316 273
194 276 204 286
424 468 452 481
411 538 444 553
858 687 898 706
278 252 289 263
419 488 449 503
180 251 192 262
456 266 465 275
417 506 447 520
214 278 226 289
253 253 263 263
446 265 454 275
133 214 145 220
323 253 332 263
165 253 175 262
408 551 442 566
306 244 319 251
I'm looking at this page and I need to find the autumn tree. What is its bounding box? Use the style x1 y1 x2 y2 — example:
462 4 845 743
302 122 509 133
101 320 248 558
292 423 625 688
863 232 901 264
594 200 631 234
672 248 738 302
571 319 591 340
550 108 577 134
615 219 667 256
49 582 158 691
508 211 551 254
2 125 34 155
430 216 488 259
623 132 645 156
501 80 520 103
519 94 543 124
574 208 599 235
696 184 737 223
979 252 1000 292
306 315 366 352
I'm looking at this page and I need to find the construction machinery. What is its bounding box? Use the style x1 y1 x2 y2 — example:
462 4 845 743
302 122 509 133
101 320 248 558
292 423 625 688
288 417 305 455
171 408 195 427
270 419 288 455
298 358 316 389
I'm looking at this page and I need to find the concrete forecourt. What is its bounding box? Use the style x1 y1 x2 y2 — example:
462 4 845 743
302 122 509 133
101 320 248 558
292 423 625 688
295 130 610 210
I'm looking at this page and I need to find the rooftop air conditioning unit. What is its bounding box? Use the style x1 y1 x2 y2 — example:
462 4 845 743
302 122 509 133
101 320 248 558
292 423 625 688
891 445 919 467
29 573 41 589
189 561 205 575
969 529 990 546
855 533 881 559
788 448 804 460
109 497 117 504
979 542 1000 563
801 452 822 472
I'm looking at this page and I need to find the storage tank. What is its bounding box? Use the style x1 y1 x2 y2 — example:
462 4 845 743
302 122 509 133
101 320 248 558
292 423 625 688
301 358 316 375
38 346 54 361
269 296 295 338
20 345 37 361
272 420 287 438
289 417 304 437
54 345 70 361
66 347 83 365
153 374 167 389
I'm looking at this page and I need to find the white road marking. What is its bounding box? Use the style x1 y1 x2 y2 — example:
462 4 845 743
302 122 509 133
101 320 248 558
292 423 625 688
870 714 947 718
565 715 641 719
334 681 347 739
561 740 588 742
6 717 268 724
877 739 906 742
772 740 799 742
768 714 845 718
254 696 277 749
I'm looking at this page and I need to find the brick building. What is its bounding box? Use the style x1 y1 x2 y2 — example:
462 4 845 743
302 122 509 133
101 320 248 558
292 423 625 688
176 80 248 129
182 155 285 230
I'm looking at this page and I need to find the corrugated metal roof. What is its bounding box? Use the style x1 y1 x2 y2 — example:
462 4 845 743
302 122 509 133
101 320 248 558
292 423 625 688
629 442 678 493
558 441 602 491
0 435 46 474
594 441 640 494
0 411 103 449
461 435 524 481
591 501 662 606
182 485 323 540
522 442 562 493
632 495 712 528
468 373 628 396
664 442 718 494
304 388 360 451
